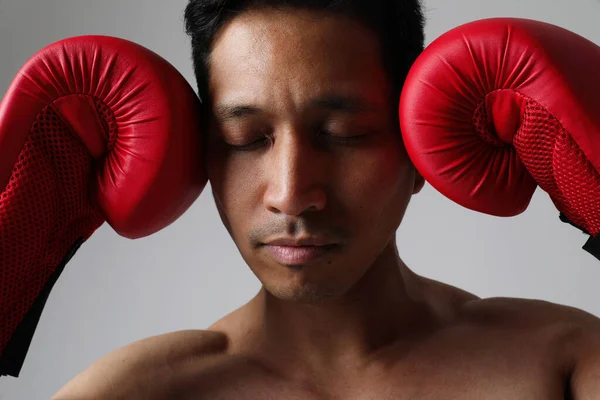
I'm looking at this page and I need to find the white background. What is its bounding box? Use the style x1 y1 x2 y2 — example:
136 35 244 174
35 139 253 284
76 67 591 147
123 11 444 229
1 0 599 398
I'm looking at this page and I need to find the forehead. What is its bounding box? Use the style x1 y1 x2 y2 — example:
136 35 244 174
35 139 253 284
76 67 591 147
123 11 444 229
208 8 390 106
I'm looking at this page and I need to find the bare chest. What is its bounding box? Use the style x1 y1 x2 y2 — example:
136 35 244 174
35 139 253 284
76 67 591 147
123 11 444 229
172 339 568 400
185 365 566 400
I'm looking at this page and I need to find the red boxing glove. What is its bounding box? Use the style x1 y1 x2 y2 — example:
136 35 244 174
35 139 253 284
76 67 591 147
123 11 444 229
0 36 206 377
400 18 600 260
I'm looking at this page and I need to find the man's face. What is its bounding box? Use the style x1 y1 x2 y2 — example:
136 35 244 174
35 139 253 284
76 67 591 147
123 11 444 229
206 7 422 303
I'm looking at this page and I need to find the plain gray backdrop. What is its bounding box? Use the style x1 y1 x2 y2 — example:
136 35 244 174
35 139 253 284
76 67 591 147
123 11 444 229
1 0 599 398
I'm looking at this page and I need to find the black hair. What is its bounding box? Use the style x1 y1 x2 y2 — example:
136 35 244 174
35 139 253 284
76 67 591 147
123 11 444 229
184 0 425 108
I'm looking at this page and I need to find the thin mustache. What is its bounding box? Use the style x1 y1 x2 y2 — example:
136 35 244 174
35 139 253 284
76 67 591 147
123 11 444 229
262 236 341 246
248 220 349 248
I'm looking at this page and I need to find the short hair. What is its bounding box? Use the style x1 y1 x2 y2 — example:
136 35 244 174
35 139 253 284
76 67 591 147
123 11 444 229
184 0 425 107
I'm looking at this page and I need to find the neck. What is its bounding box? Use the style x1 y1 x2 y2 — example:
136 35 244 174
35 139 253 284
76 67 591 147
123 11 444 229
246 242 436 374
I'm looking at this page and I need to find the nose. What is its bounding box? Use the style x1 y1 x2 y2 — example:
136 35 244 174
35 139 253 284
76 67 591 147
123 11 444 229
263 132 327 216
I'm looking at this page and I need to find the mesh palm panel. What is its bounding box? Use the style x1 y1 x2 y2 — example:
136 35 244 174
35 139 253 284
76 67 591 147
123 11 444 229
473 96 600 236
0 98 115 362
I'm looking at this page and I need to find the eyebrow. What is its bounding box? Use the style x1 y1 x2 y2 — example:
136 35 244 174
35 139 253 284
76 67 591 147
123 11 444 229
214 94 380 121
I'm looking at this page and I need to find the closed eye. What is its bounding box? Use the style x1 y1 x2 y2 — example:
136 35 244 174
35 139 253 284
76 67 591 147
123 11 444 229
317 129 368 144
226 136 271 151
226 131 367 151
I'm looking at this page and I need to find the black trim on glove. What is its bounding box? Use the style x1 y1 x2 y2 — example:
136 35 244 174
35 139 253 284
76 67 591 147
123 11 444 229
583 235 600 262
559 213 600 262
0 237 84 378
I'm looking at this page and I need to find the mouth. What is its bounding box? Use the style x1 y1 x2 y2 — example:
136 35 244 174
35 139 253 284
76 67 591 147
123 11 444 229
262 243 339 266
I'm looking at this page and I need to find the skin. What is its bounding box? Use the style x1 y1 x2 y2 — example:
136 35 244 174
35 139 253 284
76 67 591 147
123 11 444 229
53 8 600 400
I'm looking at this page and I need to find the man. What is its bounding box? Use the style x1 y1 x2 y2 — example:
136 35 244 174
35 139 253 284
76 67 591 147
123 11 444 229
52 0 600 398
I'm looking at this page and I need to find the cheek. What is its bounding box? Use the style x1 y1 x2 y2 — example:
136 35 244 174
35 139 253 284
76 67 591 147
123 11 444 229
207 138 414 236
207 147 262 227
337 146 414 227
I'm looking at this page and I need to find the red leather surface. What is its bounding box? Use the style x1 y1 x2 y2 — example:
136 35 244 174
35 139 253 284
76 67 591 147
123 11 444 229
0 36 206 366
400 18 600 234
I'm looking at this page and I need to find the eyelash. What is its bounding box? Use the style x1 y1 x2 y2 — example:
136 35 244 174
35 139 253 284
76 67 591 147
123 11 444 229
227 137 270 151
226 131 367 152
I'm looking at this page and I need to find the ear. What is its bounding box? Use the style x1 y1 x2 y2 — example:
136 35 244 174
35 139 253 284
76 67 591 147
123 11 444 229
412 168 425 195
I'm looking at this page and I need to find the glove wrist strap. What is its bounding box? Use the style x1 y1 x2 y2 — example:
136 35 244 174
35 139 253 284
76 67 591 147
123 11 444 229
583 235 600 262
0 238 84 377
559 213 600 261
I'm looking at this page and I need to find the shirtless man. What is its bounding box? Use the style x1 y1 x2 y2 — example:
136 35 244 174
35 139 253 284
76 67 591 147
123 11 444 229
52 0 600 398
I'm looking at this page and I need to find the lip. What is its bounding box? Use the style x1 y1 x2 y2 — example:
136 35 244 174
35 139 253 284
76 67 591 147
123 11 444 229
263 243 338 265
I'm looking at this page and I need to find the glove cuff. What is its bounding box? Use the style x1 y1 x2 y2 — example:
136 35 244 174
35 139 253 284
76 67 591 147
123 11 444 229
0 238 84 377
583 235 600 262
560 213 600 261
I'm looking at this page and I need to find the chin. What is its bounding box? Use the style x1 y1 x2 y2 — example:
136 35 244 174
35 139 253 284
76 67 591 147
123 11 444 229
263 280 347 304
251 253 366 303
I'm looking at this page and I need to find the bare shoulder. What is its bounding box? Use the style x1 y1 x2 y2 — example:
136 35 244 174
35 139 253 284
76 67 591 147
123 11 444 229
461 296 600 330
461 297 600 396
52 329 228 400
419 275 600 333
